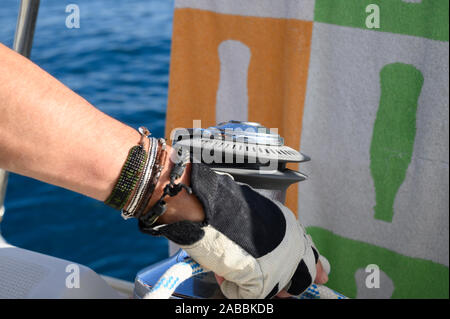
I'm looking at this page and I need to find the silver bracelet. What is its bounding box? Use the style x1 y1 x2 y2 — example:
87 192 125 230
121 129 158 219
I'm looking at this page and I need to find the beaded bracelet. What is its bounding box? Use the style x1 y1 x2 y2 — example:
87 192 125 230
121 136 158 219
104 125 172 222
104 144 147 210
122 138 162 219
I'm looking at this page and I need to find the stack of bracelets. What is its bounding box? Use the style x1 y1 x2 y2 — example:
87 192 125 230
104 126 191 228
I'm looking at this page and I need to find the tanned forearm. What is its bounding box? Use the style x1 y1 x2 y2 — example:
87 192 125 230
0 43 204 224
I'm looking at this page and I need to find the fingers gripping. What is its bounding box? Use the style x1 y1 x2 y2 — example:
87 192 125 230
286 245 319 296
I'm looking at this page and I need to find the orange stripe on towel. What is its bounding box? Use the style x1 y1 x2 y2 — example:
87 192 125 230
166 8 313 217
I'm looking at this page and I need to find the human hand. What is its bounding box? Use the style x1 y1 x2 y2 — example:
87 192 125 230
215 259 329 298
140 153 329 299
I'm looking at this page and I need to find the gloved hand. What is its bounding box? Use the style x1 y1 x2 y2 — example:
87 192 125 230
140 163 325 299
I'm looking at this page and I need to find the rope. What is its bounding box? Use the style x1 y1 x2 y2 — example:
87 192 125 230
297 283 348 299
143 257 348 299
143 257 205 299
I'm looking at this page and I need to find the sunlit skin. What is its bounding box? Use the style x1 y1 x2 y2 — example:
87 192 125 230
0 43 327 297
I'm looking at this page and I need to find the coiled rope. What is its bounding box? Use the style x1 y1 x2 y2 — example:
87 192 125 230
143 257 348 299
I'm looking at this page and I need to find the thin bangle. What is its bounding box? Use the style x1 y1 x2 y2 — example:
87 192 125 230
134 138 167 219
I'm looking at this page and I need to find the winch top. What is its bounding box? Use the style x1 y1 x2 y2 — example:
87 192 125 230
172 120 310 166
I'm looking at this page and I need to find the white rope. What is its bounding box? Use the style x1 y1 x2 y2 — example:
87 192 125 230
143 257 348 299
297 283 348 299
143 257 206 299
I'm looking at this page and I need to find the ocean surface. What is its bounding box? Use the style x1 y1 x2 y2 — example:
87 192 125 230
0 0 174 281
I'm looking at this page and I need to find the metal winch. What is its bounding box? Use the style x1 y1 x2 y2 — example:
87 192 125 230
134 120 310 299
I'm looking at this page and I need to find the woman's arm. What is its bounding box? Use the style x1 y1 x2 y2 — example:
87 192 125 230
0 43 204 224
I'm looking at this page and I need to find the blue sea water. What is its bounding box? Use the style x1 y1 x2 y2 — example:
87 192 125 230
0 0 174 282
